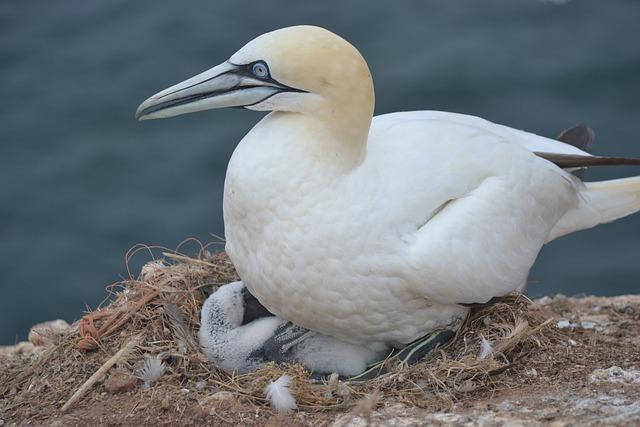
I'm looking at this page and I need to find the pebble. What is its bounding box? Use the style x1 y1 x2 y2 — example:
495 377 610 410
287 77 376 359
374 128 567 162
104 369 138 393
580 321 597 329
613 304 635 315
589 366 640 384
201 391 235 402
28 319 72 346
0 342 35 356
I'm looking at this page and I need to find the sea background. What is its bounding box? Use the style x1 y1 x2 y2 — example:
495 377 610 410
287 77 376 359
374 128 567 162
1 0 639 344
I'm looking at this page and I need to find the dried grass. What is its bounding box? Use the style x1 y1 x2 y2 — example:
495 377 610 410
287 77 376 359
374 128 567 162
0 240 558 417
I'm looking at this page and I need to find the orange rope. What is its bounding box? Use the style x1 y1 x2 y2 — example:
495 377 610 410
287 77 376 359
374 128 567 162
76 289 160 350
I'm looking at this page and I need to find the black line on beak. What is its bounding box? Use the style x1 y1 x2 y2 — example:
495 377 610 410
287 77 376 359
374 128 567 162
137 60 308 119
157 68 237 100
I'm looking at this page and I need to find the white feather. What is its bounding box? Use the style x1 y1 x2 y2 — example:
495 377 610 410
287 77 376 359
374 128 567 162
478 336 493 360
136 356 166 389
140 260 167 281
265 375 297 413
141 27 640 360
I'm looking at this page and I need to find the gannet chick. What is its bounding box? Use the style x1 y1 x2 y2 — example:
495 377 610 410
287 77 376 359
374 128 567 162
199 281 384 375
137 26 640 375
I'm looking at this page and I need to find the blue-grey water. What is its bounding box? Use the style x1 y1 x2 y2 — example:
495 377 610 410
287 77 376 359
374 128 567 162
1 0 639 344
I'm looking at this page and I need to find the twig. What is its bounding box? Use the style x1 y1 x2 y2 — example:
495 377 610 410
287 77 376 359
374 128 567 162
61 335 141 412
162 252 219 268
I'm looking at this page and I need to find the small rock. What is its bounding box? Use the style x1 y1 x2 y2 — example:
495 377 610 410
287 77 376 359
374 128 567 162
525 368 538 379
211 390 234 400
580 315 609 331
195 380 207 391
536 296 551 305
192 405 208 419
612 397 626 406
331 413 368 427
556 320 575 329
613 304 635 315
199 391 235 406
580 321 597 329
430 412 463 423
104 368 138 393
498 400 516 411
28 319 72 346
589 366 640 384
568 339 577 346
554 294 568 302
0 341 35 355
198 392 238 416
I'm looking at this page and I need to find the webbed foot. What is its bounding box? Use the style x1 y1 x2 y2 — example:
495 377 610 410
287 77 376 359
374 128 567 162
348 329 456 381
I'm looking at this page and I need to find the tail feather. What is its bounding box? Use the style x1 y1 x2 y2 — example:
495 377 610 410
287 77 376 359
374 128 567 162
548 176 640 242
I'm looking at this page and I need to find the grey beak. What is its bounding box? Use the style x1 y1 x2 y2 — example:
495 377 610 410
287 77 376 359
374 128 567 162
135 61 291 120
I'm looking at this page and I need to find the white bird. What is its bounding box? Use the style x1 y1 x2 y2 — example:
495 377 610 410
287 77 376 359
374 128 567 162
136 26 640 376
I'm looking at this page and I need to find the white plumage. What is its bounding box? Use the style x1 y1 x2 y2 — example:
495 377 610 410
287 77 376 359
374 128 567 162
224 109 638 347
136 25 640 374
478 337 493 360
265 375 297 413
198 281 285 373
136 356 166 389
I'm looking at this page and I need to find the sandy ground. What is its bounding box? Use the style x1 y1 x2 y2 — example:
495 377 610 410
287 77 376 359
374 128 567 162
2 294 640 426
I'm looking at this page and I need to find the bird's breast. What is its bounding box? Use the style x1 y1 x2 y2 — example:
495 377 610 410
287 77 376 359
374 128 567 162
220 118 447 344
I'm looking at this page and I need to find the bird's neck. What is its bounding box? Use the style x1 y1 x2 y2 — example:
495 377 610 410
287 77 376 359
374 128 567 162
248 108 369 173
289 89 375 170
314 110 371 168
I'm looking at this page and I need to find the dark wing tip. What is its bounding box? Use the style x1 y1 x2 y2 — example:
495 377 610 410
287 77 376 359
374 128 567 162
557 123 596 154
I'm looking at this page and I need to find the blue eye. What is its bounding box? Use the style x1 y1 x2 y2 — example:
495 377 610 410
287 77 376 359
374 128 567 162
251 62 269 78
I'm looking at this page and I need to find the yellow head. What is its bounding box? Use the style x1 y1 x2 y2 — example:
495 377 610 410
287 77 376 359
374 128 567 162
136 26 375 142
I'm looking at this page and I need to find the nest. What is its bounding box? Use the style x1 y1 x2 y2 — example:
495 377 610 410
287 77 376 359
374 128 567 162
0 240 558 417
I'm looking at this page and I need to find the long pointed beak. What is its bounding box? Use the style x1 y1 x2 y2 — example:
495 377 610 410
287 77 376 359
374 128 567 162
135 61 287 120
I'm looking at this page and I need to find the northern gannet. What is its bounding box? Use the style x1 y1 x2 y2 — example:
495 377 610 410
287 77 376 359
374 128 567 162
136 26 640 376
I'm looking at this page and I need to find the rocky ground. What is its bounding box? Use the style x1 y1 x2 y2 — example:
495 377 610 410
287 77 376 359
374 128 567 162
2 294 639 426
